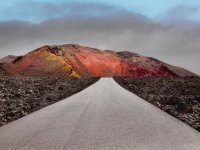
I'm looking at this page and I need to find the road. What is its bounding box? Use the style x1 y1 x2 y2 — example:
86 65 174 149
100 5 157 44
0 78 200 150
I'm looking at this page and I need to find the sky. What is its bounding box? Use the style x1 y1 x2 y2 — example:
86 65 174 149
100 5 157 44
0 0 200 74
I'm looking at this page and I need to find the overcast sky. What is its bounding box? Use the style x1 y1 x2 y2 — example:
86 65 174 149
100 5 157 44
0 0 200 74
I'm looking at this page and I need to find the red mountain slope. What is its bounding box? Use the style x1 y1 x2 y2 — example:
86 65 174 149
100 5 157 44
1 46 79 77
0 44 197 77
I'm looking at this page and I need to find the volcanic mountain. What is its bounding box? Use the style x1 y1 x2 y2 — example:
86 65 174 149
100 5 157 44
0 44 197 77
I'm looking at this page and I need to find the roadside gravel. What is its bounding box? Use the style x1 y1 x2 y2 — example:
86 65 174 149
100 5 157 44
114 77 200 132
0 76 99 126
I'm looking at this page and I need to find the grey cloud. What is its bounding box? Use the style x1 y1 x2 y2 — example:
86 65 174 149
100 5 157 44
31 1 119 17
3 1 122 21
164 5 200 21
0 3 200 74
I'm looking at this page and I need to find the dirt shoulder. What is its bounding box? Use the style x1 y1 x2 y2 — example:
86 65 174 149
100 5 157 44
114 77 200 132
0 76 99 126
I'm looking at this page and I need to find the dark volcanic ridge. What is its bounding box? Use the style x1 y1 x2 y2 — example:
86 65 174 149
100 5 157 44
0 76 99 126
0 44 198 77
114 76 200 132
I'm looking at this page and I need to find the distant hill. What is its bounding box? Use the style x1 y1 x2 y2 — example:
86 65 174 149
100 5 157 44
0 44 197 77
0 55 18 63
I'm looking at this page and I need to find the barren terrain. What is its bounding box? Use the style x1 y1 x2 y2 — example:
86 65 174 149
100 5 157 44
0 76 99 126
114 77 200 132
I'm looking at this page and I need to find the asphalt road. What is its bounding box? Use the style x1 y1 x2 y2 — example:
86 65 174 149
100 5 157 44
0 78 200 150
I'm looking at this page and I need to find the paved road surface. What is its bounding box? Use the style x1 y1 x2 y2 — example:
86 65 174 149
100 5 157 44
0 78 200 150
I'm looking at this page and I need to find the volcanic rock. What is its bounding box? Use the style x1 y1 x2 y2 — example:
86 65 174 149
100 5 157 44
0 44 197 77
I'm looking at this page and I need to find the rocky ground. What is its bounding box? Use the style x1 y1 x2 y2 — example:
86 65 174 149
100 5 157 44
0 76 99 127
1 76 200 132
114 77 200 132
